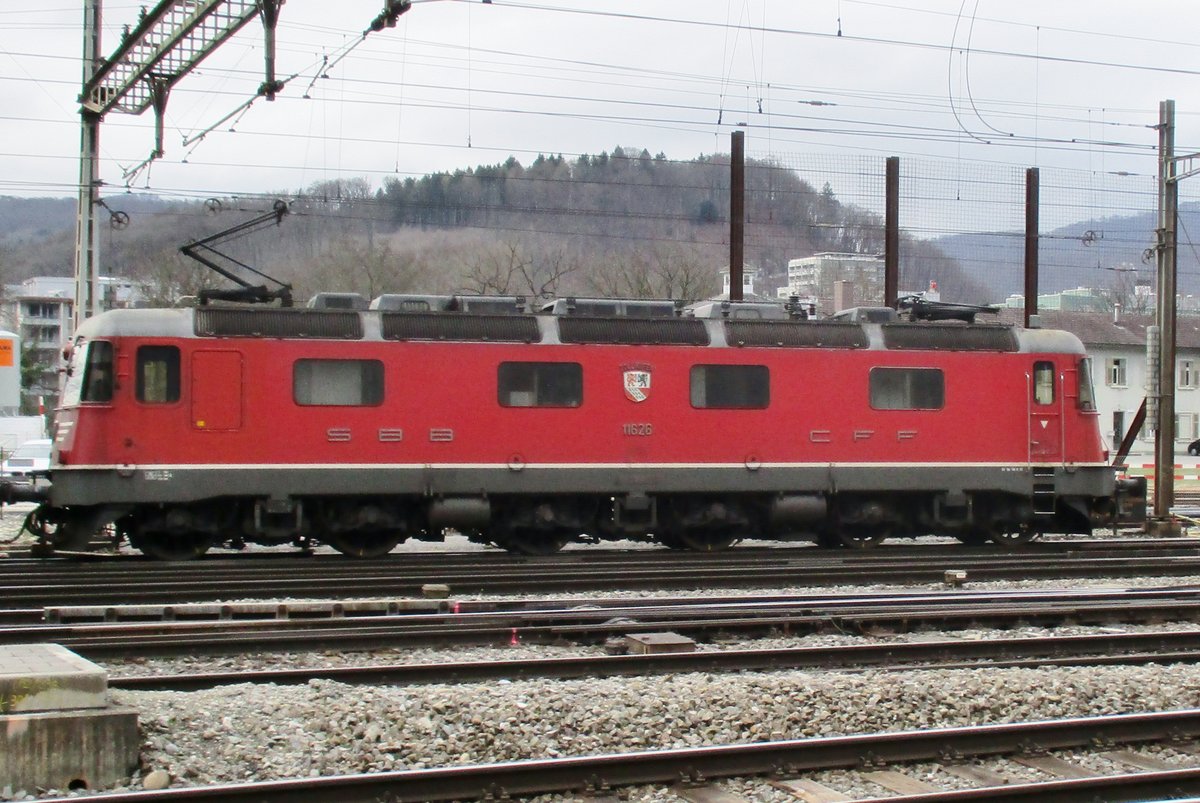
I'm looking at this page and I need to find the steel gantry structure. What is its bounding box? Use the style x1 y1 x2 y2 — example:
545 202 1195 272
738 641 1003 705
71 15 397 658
72 0 411 329
74 0 280 329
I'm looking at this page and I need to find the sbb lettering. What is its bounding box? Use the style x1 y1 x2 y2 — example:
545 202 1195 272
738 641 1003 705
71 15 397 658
324 428 407 443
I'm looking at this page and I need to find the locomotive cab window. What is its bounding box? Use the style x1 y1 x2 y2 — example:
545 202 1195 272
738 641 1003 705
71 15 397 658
293 359 384 406
1033 361 1055 405
690 365 769 409
80 341 114 403
869 367 944 410
498 362 582 407
137 346 180 403
1078 358 1097 411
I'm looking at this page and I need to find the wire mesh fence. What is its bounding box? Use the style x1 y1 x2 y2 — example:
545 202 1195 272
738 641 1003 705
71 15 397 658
748 150 1199 314
84 144 1200 310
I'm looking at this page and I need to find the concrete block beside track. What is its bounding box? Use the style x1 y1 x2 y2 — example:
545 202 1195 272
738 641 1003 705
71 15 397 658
0 644 139 792
0 644 107 713
626 632 696 654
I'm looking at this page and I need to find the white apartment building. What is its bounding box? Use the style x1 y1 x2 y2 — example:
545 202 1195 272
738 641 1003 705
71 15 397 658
778 252 884 315
1 276 145 410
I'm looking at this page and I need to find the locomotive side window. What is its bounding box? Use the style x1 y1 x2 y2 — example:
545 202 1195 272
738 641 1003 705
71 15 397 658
293 359 383 406
1078 358 1097 411
80 341 114 403
498 362 583 407
869 367 944 410
1033 361 1055 405
690 365 769 409
137 346 180 403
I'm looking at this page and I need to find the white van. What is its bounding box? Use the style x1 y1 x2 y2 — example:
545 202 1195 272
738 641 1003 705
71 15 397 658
1 438 52 482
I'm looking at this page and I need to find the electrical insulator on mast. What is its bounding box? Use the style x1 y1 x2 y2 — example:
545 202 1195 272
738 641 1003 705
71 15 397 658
1146 324 1161 431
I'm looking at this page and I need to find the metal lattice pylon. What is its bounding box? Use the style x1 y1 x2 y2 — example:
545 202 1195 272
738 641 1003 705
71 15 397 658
81 0 266 116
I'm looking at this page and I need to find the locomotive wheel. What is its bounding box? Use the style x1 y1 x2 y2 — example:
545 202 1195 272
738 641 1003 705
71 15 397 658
655 532 689 550
988 525 1040 547
129 530 214 561
815 530 841 548
27 507 107 551
673 531 739 552
835 528 888 549
498 529 571 556
323 530 404 558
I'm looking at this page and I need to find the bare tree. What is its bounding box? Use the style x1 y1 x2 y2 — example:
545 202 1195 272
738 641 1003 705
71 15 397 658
462 240 531 295
522 246 577 299
461 239 578 299
291 235 425 301
122 247 223 307
585 242 719 301
1103 265 1152 315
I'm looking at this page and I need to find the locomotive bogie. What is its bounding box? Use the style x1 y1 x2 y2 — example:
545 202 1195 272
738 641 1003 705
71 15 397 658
16 302 1144 558
79 482 1113 557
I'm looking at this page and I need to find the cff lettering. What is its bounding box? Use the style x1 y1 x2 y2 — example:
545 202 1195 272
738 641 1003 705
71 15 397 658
808 429 919 442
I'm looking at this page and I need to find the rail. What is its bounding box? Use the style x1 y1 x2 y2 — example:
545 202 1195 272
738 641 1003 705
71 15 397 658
5 543 1200 610
32 709 1200 802
107 628 1200 691
10 587 1200 657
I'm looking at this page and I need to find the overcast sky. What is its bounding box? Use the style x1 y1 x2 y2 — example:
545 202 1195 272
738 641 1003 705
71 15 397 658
4 1 1200 210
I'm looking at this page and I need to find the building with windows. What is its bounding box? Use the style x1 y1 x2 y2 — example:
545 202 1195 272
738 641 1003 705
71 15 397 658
777 252 884 315
0 276 145 412
717 266 764 299
1002 287 1112 313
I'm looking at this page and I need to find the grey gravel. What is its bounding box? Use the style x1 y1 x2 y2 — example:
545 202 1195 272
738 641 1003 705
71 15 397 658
94 663 1200 793
8 503 1200 801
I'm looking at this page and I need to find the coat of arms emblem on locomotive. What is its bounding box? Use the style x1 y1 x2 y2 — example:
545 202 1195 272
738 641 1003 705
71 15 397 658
623 367 651 403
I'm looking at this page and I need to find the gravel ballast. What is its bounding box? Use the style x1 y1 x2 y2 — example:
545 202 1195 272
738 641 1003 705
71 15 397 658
106 663 1200 791
7 507 1200 800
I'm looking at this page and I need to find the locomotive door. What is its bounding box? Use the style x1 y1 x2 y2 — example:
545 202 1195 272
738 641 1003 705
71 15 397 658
1028 360 1062 462
191 350 243 431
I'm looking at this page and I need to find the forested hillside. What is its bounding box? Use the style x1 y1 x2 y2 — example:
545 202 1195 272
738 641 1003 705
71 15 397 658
0 147 989 306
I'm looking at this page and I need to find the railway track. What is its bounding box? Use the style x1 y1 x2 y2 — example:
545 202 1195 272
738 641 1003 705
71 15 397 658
4 540 1200 611
31 709 1200 802
10 586 1200 656
12 537 1200 801
107 627 1200 691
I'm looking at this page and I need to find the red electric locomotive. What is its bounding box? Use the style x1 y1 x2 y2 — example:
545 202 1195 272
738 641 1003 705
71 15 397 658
9 294 1144 559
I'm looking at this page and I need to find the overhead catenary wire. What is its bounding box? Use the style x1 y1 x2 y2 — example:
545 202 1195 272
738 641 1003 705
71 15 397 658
486 2 1200 80
1 69 1170 162
5 0 1198 303
0 27 1180 146
842 0 1200 53
13 0 1200 158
